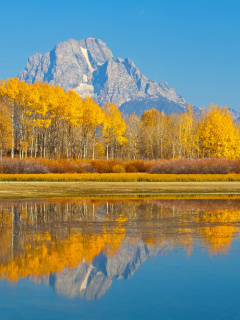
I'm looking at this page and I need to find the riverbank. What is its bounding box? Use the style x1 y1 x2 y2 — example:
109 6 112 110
0 181 240 199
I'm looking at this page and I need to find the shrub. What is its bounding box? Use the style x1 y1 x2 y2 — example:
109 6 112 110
0 157 239 175
0 158 49 174
124 163 138 173
81 162 97 173
148 158 240 174
112 165 126 173
36 159 88 173
91 160 124 173
125 160 154 173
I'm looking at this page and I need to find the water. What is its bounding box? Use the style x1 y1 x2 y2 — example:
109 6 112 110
0 198 240 319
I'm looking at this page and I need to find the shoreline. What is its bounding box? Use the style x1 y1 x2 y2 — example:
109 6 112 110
0 181 240 199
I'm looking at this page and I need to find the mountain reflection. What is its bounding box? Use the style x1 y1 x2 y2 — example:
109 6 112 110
0 199 240 299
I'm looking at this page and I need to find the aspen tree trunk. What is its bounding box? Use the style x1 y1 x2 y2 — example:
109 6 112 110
61 133 64 158
40 144 42 158
83 142 86 160
160 132 163 159
11 106 15 159
172 140 175 159
92 133 95 160
66 125 70 160
106 144 109 160
40 133 43 158
128 140 131 160
85 135 88 159
19 109 23 159
111 141 114 159
35 139 37 158
30 137 33 158
83 131 87 160
150 138 153 160
35 132 38 158
43 133 46 159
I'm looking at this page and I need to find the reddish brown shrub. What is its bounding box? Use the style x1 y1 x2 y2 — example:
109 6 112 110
81 162 97 173
36 159 83 173
124 163 138 173
148 158 240 174
125 160 154 173
0 158 49 174
91 160 124 173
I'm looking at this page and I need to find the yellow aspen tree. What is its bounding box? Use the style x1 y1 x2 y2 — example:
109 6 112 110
16 80 35 158
82 98 105 160
164 113 182 159
33 82 53 158
124 113 141 160
102 103 127 160
141 108 159 159
0 102 12 159
64 90 83 159
198 104 240 158
179 104 196 158
156 111 167 159
0 78 21 158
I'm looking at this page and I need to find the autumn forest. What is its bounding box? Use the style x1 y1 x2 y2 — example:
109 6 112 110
0 78 240 164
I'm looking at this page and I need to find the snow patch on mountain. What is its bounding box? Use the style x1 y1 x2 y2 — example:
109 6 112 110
74 83 94 97
80 47 95 73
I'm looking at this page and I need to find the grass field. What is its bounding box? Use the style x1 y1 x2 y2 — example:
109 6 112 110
0 173 239 199
0 180 240 199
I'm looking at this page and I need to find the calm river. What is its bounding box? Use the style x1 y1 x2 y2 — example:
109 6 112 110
0 198 240 319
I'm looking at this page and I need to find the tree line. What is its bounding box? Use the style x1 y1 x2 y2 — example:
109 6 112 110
0 78 239 160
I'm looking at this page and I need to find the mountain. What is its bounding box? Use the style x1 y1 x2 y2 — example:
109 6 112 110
228 108 240 122
18 38 188 115
31 239 171 300
119 95 186 116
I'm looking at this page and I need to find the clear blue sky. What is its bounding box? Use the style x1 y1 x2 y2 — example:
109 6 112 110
1 0 240 110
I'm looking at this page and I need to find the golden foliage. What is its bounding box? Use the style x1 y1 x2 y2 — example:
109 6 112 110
0 78 240 160
0 199 240 282
198 104 240 158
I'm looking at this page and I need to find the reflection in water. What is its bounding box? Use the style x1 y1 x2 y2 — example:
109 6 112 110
0 199 240 299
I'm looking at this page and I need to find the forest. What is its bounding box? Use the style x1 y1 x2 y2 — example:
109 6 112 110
0 78 240 164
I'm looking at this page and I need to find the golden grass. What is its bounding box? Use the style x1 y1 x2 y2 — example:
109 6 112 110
0 181 240 199
0 173 240 182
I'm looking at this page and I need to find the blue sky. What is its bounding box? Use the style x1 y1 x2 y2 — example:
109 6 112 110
1 0 240 110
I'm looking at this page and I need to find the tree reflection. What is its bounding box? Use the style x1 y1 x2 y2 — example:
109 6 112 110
0 199 239 283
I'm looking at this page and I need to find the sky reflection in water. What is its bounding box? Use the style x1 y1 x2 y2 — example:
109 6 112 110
0 198 240 319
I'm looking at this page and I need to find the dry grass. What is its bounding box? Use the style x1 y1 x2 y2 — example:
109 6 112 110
0 181 239 199
0 173 240 182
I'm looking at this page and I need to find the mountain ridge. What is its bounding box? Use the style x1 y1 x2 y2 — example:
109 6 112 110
18 37 188 115
31 239 171 300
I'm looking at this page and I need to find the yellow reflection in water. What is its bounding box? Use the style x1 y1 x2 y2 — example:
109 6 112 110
197 210 240 255
0 199 239 282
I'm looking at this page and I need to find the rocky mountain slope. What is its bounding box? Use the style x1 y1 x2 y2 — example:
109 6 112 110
32 239 171 300
19 38 188 115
